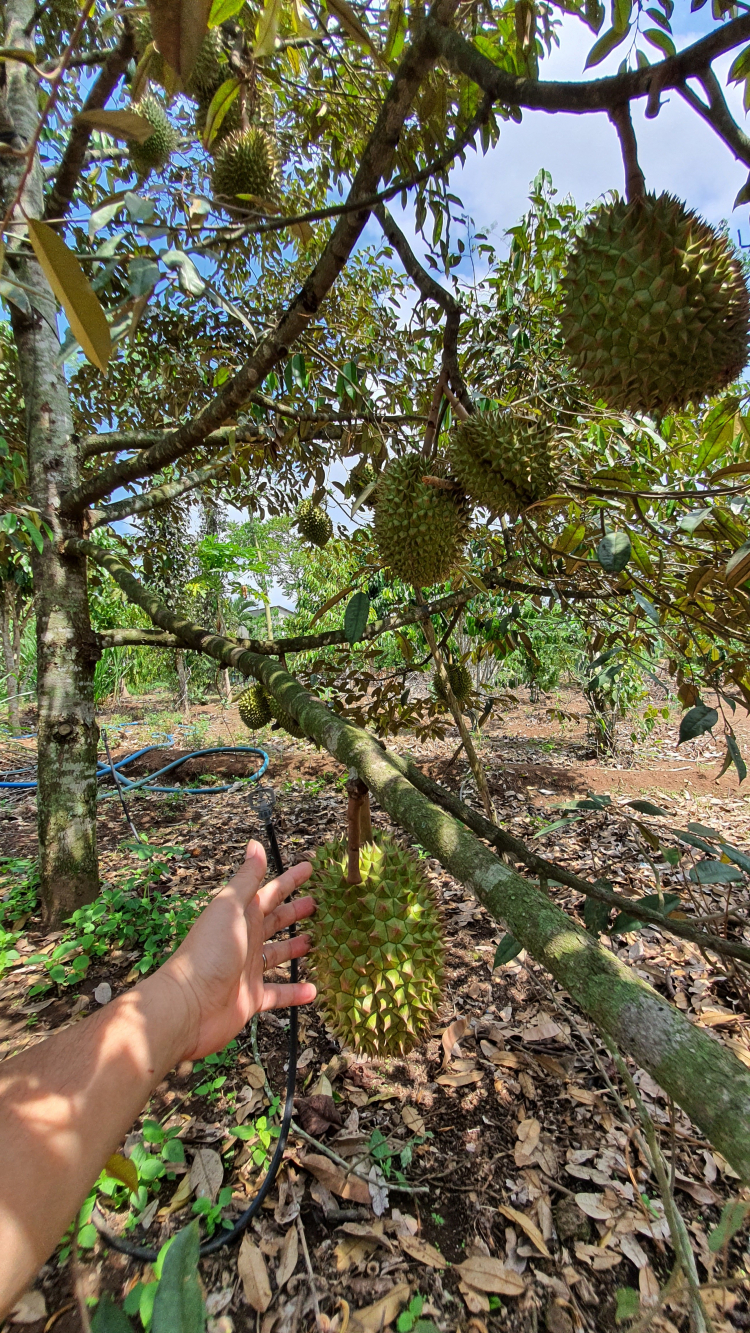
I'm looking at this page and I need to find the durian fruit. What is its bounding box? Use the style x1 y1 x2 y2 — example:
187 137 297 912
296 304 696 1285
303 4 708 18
373 453 469 588
211 127 278 209
560 192 750 414
433 661 473 705
268 693 305 739
128 94 177 177
184 28 225 98
132 14 168 87
296 500 333 548
237 682 272 730
308 834 444 1057
448 411 559 517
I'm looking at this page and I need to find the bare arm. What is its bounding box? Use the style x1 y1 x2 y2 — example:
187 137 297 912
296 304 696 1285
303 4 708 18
0 842 315 1316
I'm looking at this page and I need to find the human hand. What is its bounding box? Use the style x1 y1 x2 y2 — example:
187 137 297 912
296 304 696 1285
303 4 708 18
158 840 316 1061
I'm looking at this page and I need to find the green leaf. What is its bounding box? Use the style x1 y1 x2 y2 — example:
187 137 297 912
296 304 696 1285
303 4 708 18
633 591 659 624
209 0 245 21
92 1294 135 1333
597 531 631 573
343 591 370 644
626 800 668 817
532 816 582 838
689 860 744 885
662 847 680 866
708 1199 750 1252
162 1137 186 1164
612 892 681 934
672 828 715 854
643 26 675 54
687 822 722 840
584 23 630 67
78 1223 98 1248
200 77 240 148
162 249 206 297
26 219 111 373
719 843 750 874
254 0 283 56
75 109 154 143
615 1287 640 1323
727 733 747 784
678 704 718 745
152 1222 206 1333
493 934 523 967
584 896 611 936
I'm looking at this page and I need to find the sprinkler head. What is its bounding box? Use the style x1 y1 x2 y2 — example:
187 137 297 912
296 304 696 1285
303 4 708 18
249 784 276 826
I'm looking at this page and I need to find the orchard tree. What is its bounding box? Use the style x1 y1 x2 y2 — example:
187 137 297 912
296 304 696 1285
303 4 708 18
5 0 750 1180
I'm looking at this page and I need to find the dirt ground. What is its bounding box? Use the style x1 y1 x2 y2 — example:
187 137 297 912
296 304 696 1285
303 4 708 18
1 685 750 1333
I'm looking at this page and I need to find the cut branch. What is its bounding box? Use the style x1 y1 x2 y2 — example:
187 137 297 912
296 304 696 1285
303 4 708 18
60 536 750 1180
44 26 134 223
60 0 461 517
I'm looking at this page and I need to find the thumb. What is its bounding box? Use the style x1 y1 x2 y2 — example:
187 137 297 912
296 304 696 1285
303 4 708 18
225 839 267 907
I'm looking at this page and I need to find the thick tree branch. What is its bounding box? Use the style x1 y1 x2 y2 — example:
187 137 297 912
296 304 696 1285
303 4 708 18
43 26 134 223
97 628 181 649
677 67 750 167
375 203 473 415
60 0 460 517
59 536 750 1180
426 12 750 155
89 460 231 528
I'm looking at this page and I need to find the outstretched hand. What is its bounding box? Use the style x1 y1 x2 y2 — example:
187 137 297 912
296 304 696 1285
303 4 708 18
160 840 316 1061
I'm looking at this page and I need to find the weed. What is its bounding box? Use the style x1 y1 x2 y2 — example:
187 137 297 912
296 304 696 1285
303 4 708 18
368 1127 427 1182
431 1212 445 1227
229 1096 282 1168
192 1186 234 1236
192 1039 238 1099
397 1294 440 1333
0 856 39 978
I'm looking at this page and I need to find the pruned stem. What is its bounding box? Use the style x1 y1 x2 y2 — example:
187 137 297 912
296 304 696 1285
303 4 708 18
347 776 368 883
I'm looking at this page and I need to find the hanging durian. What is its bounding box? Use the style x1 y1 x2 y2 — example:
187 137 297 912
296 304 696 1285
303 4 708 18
184 27 225 98
211 127 278 209
560 192 750 414
308 833 444 1057
448 411 559 517
268 692 305 739
237 683 272 730
297 500 333 548
128 94 177 177
433 661 473 705
373 454 469 588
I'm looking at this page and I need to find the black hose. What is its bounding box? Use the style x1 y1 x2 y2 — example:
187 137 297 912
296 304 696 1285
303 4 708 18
93 815 298 1261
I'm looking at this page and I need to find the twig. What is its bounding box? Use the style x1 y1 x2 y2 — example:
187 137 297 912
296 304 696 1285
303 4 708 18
101 728 142 843
296 1216 323 1333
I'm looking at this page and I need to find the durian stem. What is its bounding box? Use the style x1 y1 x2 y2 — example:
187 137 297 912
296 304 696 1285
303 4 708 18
609 102 646 201
360 788 373 841
346 776 368 883
416 592 495 820
422 368 447 456
442 380 470 421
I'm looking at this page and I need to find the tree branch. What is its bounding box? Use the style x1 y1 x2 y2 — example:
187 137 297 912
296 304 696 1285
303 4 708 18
97 627 181 649
44 26 134 224
58 536 750 1181
89 460 231 528
677 67 750 168
60 0 461 517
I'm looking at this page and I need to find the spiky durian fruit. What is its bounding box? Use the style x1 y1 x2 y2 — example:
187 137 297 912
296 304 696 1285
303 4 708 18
560 192 750 414
237 683 272 730
268 693 305 739
211 127 278 208
308 834 444 1057
128 94 177 177
448 411 559 517
184 27 225 98
373 454 469 588
132 14 169 87
297 500 333 547
433 661 473 705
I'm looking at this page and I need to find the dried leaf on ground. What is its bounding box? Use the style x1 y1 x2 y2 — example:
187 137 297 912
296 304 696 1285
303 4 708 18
441 1016 468 1066
244 1063 267 1089
639 1264 660 1307
238 1235 272 1312
459 1282 490 1314
189 1147 223 1202
574 1192 613 1220
497 1203 551 1258
276 1227 298 1288
349 1281 410 1332
296 1094 344 1136
9 1290 46 1323
436 1069 483 1088
399 1234 448 1269
300 1152 371 1206
160 1173 193 1217
401 1105 426 1136
456 1257 526 1295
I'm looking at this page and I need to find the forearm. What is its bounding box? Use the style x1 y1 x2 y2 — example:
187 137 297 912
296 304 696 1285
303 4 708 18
0 971 190 1316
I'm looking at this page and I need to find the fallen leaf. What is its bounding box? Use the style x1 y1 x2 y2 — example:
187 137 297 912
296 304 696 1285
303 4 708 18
296 1046 316 1070
296 1094 344 1137
104 1153 138 1194
9 1290 46 1323
401 1105 426 1136
399 1234 448 1269
238 1235 272 1312
190 1147 223 1203
300 1153 371 1206
575 1193 613 1221
244 1063 267 1089
436 1070 483 1088
160 1173 193 1217
335 1236 375 1271
497 1204 551 1258
441 1016 468 1066
619 1233 648 1269
455 1256 526 1295
276 1226 298 1288
674 1173 719 1207
639 1264 660 1307
459 1282 490 1314
349 1281 410 1332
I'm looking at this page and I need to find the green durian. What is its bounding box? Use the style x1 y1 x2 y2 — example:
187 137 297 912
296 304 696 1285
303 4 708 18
560 192 750 414
448 411 560 517
308 834 444 1057
373 453 469 588
268 693 305 739
211 127 278 209
128 94 177 177
297 500 333 548
184 28 225 98
433 661 473 705
132 14 169 87
237 683 272 730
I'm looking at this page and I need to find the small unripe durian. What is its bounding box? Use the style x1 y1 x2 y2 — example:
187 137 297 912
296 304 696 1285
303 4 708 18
128 94 177 177
297 500 333 548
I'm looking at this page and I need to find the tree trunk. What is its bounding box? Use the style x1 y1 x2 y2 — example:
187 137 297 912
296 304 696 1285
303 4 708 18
175 650 190 718
1 583 21 732
1 0 99 923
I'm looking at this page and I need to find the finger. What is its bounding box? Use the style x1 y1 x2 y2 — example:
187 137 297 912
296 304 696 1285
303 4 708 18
262 933 312 969
220 840 267 908
262 895 316 941
261 980 317 1011
256 861 312 916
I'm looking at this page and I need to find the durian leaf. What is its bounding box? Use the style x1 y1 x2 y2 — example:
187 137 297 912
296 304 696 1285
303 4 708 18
209 0 246 22
254 0 284 57
725 733 747 784
719 843 750 874
643 25 675 53
344 591 371 644
633 591 659 624
708 1200 750 1252
493 934 523 967
309 583 355 627
612 892 682 934
147 0 212 82
689 860 744 885
678 703 718 744
75 109 154 143
26 219 111 373
202 77 240 148
325 0 388 66
725 541 750 589
626 799 669 817
597 530 631 573
584 22 629 67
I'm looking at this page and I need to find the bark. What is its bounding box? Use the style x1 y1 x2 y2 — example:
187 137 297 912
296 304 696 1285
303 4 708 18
1 582 21 732
65 539 750 1179
1 0 100 924
175 650 190 718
